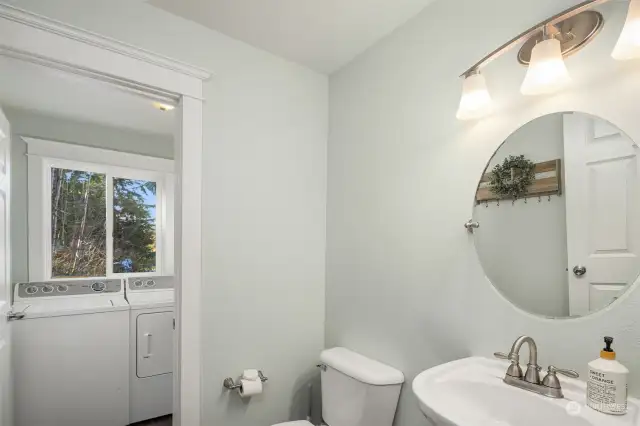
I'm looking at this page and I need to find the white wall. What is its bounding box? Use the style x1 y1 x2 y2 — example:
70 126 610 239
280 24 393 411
474 114 569 317
9 2 328 425
326 1 640 425
6 108 174 284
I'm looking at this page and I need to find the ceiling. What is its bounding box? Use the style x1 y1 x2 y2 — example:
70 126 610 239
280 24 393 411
0 56 174 135
149 0 437 74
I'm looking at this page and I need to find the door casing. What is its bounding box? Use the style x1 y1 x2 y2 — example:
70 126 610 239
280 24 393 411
0 5 211 425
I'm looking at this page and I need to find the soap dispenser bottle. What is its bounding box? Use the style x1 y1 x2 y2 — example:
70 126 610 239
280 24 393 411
587 337 629 415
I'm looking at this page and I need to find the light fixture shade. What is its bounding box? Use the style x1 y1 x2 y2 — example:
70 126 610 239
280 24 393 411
456 72 493 120
521 38 572 96
612 0 640 61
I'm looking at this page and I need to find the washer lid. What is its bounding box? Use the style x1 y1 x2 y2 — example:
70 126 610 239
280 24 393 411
127 290 174 309
12 296 129 318
320 347 404 385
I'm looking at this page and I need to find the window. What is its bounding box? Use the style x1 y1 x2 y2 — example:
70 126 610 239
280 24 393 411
112 178 158 274
27 138 174 280
51 168 107 277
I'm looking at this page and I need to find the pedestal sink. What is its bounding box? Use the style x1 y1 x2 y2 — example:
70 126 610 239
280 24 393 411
412 357 640 426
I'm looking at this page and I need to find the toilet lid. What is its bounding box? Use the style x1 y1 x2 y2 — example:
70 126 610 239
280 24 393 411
272 422 313 426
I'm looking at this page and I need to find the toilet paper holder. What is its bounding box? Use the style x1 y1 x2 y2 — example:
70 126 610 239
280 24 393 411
223 370 268 391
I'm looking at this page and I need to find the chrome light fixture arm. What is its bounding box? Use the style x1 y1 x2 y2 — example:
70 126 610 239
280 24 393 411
456 0 616 120
460 0 611 77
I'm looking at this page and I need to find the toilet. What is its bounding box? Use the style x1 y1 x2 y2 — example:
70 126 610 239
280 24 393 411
273 347 404 426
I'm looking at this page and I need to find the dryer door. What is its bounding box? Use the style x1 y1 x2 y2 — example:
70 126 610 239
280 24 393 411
137 311 174 378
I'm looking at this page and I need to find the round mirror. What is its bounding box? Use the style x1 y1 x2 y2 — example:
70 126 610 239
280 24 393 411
473 112 640 318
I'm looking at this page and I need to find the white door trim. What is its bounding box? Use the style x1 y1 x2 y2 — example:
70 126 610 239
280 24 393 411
0 4 211 425
0 4 210 99
0 105 12 426
0 5 210 80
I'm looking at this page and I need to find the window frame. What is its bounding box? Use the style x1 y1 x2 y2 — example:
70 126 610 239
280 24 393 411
25 137 174 281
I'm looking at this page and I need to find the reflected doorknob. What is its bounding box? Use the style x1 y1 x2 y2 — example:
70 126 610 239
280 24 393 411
573 265 587 277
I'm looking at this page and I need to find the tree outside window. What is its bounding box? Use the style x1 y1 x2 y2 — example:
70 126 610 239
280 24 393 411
113 178 157 273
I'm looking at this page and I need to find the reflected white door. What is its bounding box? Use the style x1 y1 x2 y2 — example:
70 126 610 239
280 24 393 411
0 106 12 426
564 113 640 316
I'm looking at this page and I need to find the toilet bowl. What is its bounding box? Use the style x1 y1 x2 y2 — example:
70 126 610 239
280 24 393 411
272 347 404 426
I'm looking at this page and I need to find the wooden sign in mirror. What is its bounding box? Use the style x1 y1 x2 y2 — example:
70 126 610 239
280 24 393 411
476 159 562 204
472 112 640 318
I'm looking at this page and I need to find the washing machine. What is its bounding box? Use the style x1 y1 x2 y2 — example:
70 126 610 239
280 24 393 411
12 279 130 426
126 276 174 424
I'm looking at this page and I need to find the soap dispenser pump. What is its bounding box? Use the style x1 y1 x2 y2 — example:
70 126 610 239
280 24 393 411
587 337 629 415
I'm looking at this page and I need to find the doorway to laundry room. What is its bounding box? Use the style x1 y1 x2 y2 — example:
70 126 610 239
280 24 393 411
0 54 178 426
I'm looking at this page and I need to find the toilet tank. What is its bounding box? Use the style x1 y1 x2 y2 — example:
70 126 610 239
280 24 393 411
319 347 404 426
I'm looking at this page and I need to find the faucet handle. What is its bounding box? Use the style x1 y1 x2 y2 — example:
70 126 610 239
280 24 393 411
542 366 578 390
494 352 519 362
495 352 523 379
547 365 579 379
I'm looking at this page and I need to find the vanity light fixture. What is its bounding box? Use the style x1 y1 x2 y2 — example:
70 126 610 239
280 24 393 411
456 70 493 120
612 0 640 60
457 0 612 120
521 27 572 96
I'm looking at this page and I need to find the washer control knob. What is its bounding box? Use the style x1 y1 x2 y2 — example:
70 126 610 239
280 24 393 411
25 285 38 295
145 280 156 287
57 285 69 293
42 285 54 294
91 281 106 292
133 279 144 288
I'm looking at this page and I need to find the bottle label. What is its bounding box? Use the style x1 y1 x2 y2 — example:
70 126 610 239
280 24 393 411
587 368 627 414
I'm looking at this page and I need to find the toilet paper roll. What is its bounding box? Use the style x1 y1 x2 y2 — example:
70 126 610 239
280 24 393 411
243 369 260 381
239 379 263 398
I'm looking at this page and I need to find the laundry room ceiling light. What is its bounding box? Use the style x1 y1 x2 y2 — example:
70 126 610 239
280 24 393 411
153 101 175 112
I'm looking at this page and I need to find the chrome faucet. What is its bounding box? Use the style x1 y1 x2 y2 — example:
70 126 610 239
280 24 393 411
495 335 579 399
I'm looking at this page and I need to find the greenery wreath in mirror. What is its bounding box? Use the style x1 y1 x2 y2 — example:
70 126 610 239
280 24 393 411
489 155 536 200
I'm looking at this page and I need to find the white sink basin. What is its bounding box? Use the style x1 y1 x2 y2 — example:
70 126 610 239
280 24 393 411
412 357 640 426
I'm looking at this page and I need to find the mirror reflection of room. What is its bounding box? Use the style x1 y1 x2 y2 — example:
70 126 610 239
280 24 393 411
474 112 639 318
1 55 176 426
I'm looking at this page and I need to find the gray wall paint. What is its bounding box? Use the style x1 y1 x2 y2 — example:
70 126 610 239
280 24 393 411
11 2 328 425
6 108 174 283
327 1 640 426
474 114 569 317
